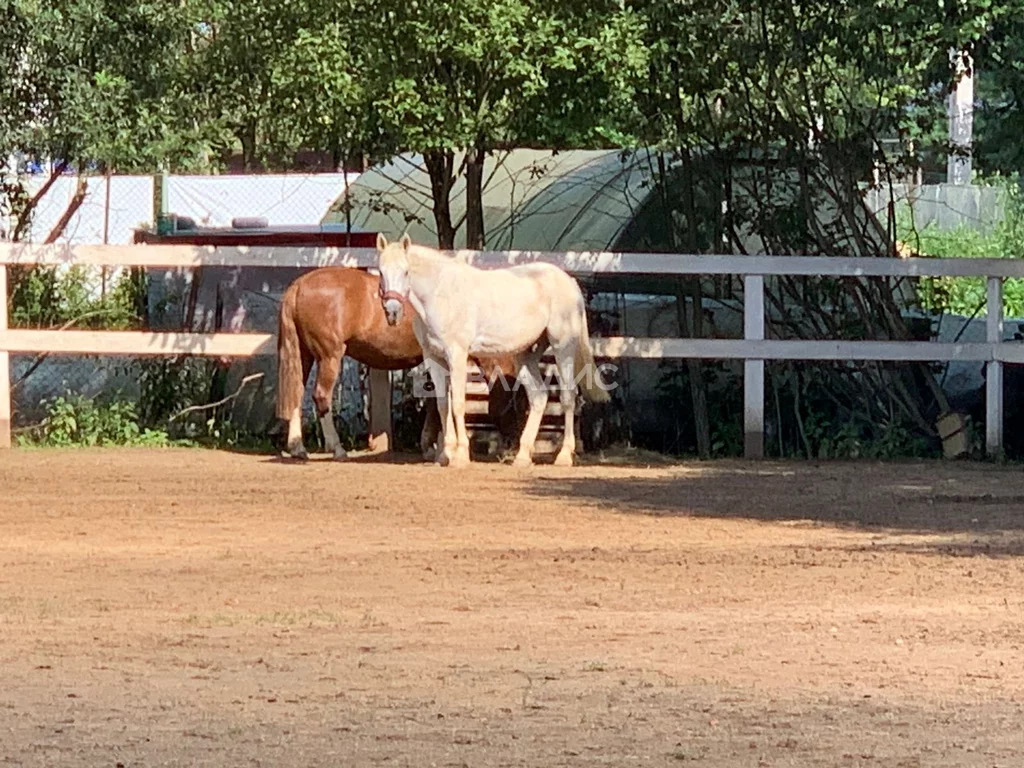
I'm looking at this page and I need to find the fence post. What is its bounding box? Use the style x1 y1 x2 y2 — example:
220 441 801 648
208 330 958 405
744 274 765 459
986 276 1004 460
367 368 392 453
0 263 10 449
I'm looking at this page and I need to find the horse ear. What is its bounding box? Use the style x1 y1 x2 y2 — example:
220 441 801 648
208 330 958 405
400 233 412 251
376 233 388 252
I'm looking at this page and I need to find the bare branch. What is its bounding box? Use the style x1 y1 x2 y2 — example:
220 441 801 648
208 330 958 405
169 373 265 422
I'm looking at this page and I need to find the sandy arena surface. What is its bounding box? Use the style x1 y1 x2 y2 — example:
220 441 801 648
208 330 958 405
2 448 1024 766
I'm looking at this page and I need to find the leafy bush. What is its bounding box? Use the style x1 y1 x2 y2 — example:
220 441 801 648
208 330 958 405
900 177 1024 318
9 265 145 329
654 360 744 457
135 357 219 426
21 395 173 448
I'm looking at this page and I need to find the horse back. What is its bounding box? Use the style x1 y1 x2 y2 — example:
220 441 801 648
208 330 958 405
288 267 423 369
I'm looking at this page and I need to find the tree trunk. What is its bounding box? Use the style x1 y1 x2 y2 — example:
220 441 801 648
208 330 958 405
674 281 712 459
464 144 486 249
44 174 88 244
12 160 69 242
654 149 712 459
679 149 712 459
240 119 258 171
423 148 457 249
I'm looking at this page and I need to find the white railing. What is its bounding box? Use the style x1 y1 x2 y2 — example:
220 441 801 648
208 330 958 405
0 242 1019 458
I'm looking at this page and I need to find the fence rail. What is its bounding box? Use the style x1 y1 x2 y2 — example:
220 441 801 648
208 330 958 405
0 243 1018 457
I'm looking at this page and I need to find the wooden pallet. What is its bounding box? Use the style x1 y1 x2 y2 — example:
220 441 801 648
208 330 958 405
446 359 571 457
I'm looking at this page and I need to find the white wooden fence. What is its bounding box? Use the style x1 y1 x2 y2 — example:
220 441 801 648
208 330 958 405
1 242 1021 458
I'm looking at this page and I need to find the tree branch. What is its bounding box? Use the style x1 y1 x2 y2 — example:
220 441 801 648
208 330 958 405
169 372 265 422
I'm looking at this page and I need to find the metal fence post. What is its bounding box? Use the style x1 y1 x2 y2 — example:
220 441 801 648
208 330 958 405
0 263 10 449
986 276 1004 460
744 274 765 459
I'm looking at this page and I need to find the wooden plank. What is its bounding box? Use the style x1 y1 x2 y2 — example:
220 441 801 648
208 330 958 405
2 330 1021 366
0 266 9 449
7 243 1024 280
454 251 1024 279
986 277 1004 459
592 337 1011 362
463 400 564 417
466 362 558 378
2 329 1021 367
743 275 765 459
0 243 375 270
0 329 276 356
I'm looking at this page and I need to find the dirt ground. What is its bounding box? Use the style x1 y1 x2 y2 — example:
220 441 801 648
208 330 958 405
2 449 1024 767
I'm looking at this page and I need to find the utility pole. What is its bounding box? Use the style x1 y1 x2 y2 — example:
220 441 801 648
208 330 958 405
947 47 973 185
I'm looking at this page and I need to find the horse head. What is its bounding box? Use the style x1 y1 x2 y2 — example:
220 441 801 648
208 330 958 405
376 232 413 326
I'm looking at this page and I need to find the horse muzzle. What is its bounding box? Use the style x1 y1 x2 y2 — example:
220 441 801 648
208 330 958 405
381 292 405 326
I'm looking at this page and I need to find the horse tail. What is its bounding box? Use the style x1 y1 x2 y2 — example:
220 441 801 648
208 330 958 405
276 283 306 421
574 297 610 403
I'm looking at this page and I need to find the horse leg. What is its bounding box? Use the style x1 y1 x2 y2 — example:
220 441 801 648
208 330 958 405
286 408 307 460
425 356 454 466
285 348 315 460
314 354 346 460
447 351 471 467
419 395 441 461
553 343 577 467
512 357 549 468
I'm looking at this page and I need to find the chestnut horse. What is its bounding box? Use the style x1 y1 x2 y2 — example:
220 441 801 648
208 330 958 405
276 266 520 459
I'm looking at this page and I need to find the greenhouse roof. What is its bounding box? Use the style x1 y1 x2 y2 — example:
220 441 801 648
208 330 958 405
325 149 658 252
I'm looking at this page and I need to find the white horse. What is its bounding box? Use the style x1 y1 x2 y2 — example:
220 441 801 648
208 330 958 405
376 233 609 468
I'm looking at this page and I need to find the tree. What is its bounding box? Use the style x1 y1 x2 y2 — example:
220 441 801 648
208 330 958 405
607 0 988 457
361 0 646 248
1 0 208 236
971 1 1024 175
177 0 323 171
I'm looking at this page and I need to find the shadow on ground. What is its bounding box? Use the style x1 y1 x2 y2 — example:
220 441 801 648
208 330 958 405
262 449 430 465
525 460 1024 557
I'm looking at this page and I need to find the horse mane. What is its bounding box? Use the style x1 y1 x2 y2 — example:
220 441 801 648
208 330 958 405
407 243 456 262
407 244 477 271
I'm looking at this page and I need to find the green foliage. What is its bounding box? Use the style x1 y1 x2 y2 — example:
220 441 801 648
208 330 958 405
766 363 940 460
972 1 1024 175
1 0 1019 184
653 359 939 460
796 409 936 460
9 266 144 329
361 0 644 152
2 1 206 173
22 394 173 448
900 177 1024 318
654 361 743 458
135 357 217 427
134 357 276 450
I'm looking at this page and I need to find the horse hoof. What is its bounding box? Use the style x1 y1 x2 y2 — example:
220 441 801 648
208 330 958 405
286 446 309 461
436 452 452 467
511 454 533 469
449 452 470 468
552 452 574 467
332 447 348 461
